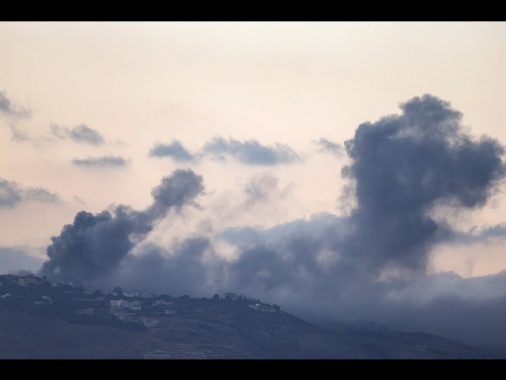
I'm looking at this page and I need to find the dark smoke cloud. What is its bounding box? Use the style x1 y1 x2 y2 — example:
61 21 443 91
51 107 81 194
97 239 222 296
40 208 151 282
218 213 365 306
149 140 195 162
0 246 44 274
0 178 60 208
314 138 344 158
39 170 204 283
51 124 104 145
342 94 505 273
72 156 129 168
145 168 205 219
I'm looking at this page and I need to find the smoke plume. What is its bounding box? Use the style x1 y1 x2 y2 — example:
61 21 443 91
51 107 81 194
40 169 204 283
342 94 505 274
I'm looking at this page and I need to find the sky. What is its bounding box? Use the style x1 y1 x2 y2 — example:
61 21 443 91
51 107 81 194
2 21 506 353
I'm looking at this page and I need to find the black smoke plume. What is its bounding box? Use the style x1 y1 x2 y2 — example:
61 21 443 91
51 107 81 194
222 94 506 299
39 169 204 283
342 94 505 273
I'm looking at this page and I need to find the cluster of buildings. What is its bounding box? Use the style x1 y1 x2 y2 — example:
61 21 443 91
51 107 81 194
1 273 280 326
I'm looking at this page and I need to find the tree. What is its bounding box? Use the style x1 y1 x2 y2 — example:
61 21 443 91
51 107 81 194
112 286 123 296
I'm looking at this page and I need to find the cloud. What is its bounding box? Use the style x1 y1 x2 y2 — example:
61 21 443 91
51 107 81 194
0 180 22 208
447 223 506 244
0 178 60 208
72 156 129 168
314 138 344 158
51 124 105 145
0 90 29 118
203 137 301 165
9 125 30 142
243 173 279 200
149 137 301 166
23 188 61 203
0 92 12 114
149 140 195 162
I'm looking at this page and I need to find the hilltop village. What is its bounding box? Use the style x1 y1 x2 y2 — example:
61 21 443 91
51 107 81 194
0 273 280 333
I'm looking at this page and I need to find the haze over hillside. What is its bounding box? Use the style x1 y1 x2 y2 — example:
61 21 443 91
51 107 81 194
0 273 499 359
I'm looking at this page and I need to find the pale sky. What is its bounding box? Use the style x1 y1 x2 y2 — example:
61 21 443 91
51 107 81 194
4 22 506 350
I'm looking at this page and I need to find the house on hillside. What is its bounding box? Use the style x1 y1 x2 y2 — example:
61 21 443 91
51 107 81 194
129 300 142 311
77 308 94 315
153 300 173 306
142 317 161 327
249 303 276 312
110 299 130 314
18 277 42 286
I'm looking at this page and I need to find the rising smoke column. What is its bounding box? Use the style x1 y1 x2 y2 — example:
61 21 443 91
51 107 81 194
39 169 204 283
217 94 506 313
341 94 505 274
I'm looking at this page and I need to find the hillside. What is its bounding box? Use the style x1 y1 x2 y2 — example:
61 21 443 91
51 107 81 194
0 274 498 359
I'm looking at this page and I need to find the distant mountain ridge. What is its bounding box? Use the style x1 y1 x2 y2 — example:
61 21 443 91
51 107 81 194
0 273 499 359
